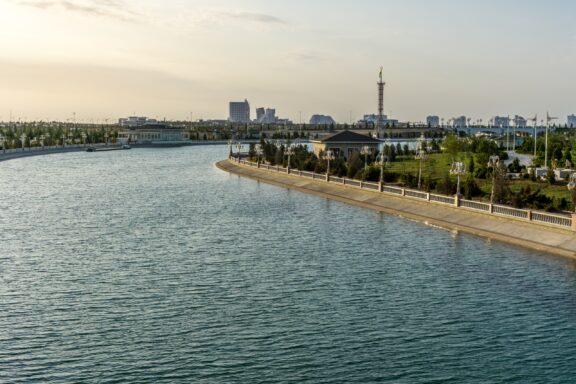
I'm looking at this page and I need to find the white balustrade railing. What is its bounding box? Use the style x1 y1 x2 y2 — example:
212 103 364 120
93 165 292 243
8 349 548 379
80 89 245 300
383 186 403 195
404 190 428 200
362 182 379 191
460 199 491 212
532 212 572 227
493 205 529 219
429 194 455 205
232 158 573 229
344 179 361 187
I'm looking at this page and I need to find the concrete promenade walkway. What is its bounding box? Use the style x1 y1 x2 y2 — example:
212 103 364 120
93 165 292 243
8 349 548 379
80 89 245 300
0 146 91 162
217 159 576 260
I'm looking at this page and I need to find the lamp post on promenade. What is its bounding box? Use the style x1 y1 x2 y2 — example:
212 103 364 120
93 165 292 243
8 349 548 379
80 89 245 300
61 134 66 148
236 142 243 162
378 152 388 192
20 133 26 151
40 135 45 150
415 134 427 190
81 132 87 147
285 144 295 172
450 161 466 197
255 144 263 167
487 155 500 204
325 149 335 182
360 145 371 171
0 135 5 154
104 131 109 146
227 139 234 159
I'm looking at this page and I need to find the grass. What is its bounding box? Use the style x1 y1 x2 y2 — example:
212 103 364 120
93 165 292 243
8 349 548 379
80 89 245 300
382 152 573 205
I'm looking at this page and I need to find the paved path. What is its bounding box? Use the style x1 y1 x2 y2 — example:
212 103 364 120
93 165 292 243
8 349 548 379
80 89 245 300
217 159 576 260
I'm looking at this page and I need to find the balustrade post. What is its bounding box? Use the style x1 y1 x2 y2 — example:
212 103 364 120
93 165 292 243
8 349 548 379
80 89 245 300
489 203 494 213
426 193 430 201
379 182 383 192
527 210 532 221
401 188 405 196
359 181 363 189
572 213 576 232
454 194 461 207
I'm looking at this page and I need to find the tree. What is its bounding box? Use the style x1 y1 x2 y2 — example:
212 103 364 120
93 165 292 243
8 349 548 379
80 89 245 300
492 162 509 204
347 151 362 179
463 174 482 199
443 133 461 160
468 156 475 175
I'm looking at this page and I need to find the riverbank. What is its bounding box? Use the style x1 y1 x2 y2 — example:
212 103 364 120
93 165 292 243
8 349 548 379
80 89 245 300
217 159 576 260
0 146 89 162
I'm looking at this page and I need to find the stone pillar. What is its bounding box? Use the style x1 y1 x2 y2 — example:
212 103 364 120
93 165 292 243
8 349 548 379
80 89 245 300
572 213 576 232
454 194 461 207
401 188 405 196
379 182 383 192
527 210 532 221
426 193 430 201
489 203 493 213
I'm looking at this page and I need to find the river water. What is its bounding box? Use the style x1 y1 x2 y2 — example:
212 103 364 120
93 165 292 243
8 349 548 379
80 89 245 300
1 146 576 383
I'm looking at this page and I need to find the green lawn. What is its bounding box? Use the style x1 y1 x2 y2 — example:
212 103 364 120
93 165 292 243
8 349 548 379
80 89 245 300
381 152 573 205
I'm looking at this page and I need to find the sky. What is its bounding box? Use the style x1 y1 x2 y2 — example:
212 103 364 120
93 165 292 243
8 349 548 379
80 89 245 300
0 0 575 123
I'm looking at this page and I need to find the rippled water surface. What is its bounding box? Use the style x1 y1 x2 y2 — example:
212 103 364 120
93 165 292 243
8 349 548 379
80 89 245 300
1 146 576 383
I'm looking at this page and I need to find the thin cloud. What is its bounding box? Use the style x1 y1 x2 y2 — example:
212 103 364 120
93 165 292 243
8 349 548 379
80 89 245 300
290 51 328 63
17 0 140 22
220 11 288 25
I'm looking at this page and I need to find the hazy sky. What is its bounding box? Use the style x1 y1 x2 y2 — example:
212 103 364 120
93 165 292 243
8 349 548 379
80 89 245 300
1 0 575 123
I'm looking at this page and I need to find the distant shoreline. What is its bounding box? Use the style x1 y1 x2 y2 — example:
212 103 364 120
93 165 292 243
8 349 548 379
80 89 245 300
0 141 237 163
216 159 576 260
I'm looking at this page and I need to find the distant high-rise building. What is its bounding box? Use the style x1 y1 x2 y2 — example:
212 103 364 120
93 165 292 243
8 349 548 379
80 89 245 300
492 116 510 127
452 116 467 127
426 115 440 127
256 107 265 122
568 114 576 127
229 99 250 123
255 107 277 124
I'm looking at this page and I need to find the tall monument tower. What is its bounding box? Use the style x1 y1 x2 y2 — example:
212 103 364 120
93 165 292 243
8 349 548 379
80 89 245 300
377 67 385 137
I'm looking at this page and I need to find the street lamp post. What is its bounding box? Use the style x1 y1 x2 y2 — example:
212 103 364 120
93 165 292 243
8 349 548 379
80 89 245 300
285 144 295 172
81 132 87 147
255 144 263 167
40 134 45 150
325 149 335 182
487 155 500 204
227 139 234 159
378 152 388 192
415 134 427 190
568 173 576 218
61 134 66 148
360 145 371 171
20 133 26 151
450 161 466 197
236 142 243 162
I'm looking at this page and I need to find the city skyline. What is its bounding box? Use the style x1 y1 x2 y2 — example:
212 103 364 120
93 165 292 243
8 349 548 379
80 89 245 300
1 0 575 123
